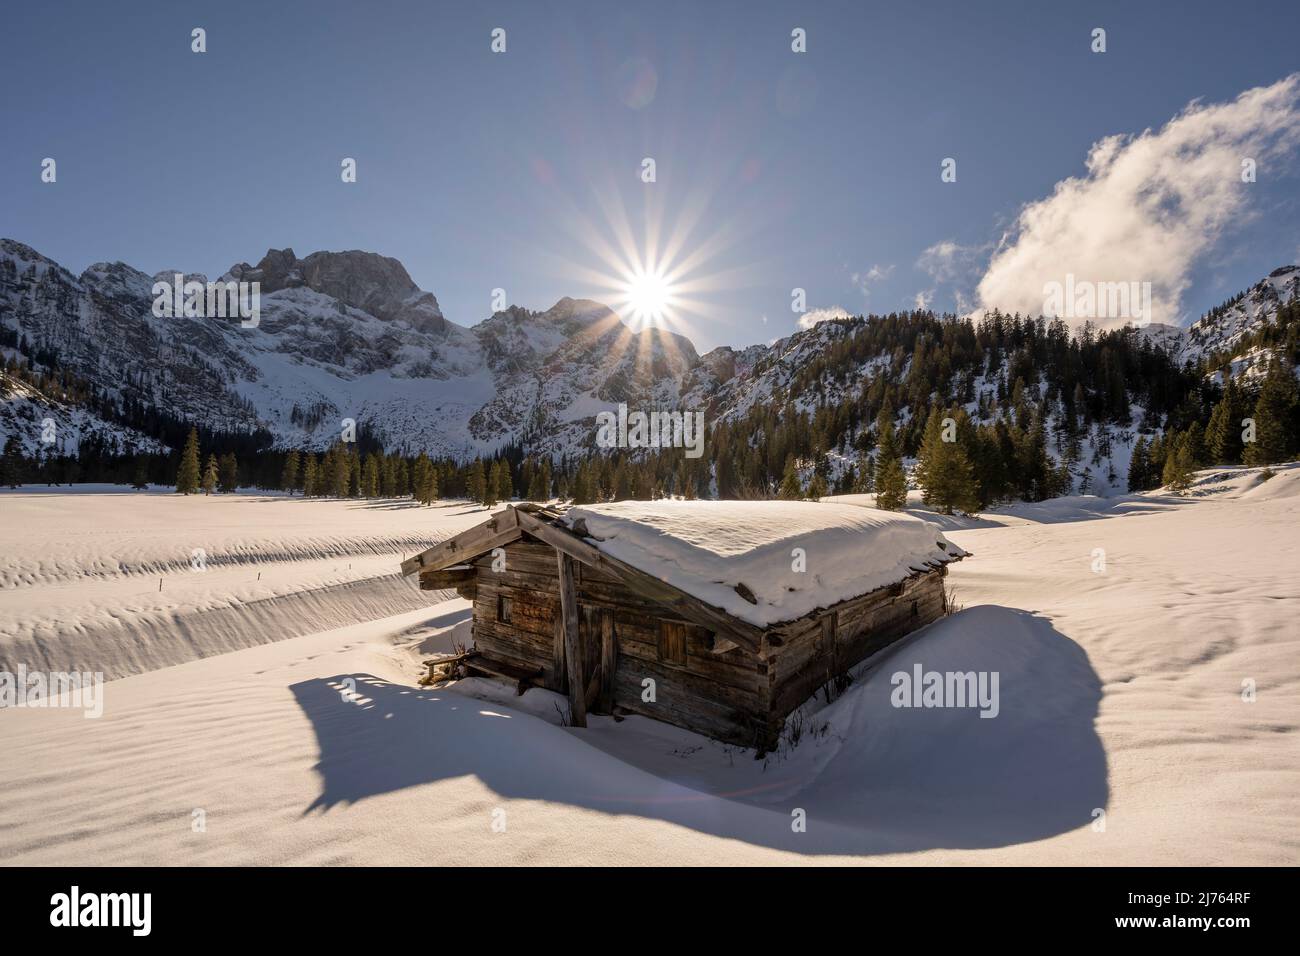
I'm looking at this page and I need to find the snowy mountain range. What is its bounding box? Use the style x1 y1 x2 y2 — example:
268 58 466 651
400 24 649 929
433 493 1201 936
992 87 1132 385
1 237 1296 459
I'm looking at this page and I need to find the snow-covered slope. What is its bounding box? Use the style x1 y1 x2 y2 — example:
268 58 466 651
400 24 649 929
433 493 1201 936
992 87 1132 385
1142 265 1300 377
3 238 1296 467
1 467 1296 864
0 241 703 459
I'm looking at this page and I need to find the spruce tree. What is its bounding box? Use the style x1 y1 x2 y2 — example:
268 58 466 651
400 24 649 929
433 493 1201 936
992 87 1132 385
527 463 547 501
570 465 593 504
218 452 239 494
852 454 875 493
280 450 300 495
332 445 350 498
131 457 149 490
201 454 219 495
495 459 513 502
361 453 379 498
1244 357 1298 466
175 427 200 495
779 456 803 499
302 456 319 497
1183 421 1206 468
1 435 25 489
1161 432 1194 493
806 473 828 501
914 407 943 497
873 420 907 511
1206 380 1245 464
467 459 486 505
348 447 362 497
1127 435 1150 492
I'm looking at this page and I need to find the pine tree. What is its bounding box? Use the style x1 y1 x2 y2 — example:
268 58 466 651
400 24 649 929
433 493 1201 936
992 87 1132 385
411 453 437 505
302 456 319 497
331 445 350 498
349 447 362 497
465 459 485 505
175 427 200 495
570 465 594 504
806 472 828 501
494 459 513 503
1183 421 1206 468
1161 432 1194 493
1206 380 1245 464
201 454 219 495
1 435 25 489
218 452 239 494
873 420 907 511
779 456 803 499
362 453 381 498
913 407 943 497
1244 357 1298 466
916 409 980 514
1127 435 1150 492
527 462 547 501
279 450 300 495
131 457 149 490
852 454 875 493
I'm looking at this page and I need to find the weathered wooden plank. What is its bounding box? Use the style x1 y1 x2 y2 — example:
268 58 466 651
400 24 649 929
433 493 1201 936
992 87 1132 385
769 572 948 716
599 609 617 713
515 509 763 655
401 508 521 576
610 662 767 748
557 551 587 728
462 656 544 695
418 565 475 590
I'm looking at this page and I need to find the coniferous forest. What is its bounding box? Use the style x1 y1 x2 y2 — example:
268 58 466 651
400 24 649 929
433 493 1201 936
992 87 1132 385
3 297 1299 514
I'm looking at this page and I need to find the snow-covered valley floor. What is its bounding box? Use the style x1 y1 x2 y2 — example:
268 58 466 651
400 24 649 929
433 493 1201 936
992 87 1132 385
1 467 1297 865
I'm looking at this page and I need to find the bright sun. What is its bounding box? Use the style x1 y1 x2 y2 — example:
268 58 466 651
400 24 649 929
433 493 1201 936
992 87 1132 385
621 267 674 327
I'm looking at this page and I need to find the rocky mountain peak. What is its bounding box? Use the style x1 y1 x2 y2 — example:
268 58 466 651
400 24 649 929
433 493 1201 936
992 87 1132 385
228 247 446 334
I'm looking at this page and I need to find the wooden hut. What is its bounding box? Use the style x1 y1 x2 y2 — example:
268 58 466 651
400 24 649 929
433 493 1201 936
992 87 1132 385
400 501 964 752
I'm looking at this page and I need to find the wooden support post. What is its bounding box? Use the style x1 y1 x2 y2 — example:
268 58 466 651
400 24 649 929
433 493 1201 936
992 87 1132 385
556 552 587 728
599 610 617 713
821 611 838 678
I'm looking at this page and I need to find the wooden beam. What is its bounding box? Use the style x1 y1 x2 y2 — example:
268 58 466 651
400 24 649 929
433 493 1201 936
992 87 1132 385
418 566 475 590
515 509 764 655
556 551 587 728
598 609 617 712
400 508 520 577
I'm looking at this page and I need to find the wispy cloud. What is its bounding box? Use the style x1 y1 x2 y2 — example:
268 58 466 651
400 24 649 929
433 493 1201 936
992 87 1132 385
913 240 985 313
851 263 894 302
797 305 852 330
974 73 1300 326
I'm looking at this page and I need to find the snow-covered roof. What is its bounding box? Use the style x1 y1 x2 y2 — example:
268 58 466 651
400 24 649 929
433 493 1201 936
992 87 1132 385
563 500 964 628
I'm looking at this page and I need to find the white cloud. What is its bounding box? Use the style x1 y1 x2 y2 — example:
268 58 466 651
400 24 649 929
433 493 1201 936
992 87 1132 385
797 305 852 330
917 240 980 284
912 241 986 314
975 73 1300 326
851 263 894 301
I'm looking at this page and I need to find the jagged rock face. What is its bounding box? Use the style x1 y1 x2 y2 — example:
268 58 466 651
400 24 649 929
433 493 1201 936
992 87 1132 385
3 236 1295 461
229 248 447 334
1149 266 1300 380
0 242 710 459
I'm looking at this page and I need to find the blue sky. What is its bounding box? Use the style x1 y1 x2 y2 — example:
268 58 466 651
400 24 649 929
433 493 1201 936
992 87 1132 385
3 0 1299 350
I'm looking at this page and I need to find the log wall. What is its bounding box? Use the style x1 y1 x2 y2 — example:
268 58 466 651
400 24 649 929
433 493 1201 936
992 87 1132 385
466 534 949 750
